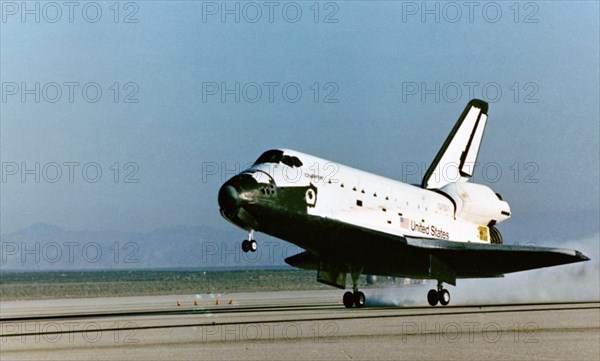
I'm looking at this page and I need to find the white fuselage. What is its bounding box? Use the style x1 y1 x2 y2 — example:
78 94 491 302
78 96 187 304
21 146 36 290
246 149 510 244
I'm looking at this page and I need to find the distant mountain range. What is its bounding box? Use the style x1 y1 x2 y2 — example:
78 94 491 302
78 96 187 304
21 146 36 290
0 223 299 271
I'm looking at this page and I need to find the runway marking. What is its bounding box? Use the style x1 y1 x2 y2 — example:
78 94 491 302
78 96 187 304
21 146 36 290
2 302 598 339
0 303 338 323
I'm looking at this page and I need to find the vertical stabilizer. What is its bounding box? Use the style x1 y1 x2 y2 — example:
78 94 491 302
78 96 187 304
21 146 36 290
421 99 489 189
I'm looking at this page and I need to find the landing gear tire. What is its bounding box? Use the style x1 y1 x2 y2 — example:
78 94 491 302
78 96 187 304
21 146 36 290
427 289 439 306
343 292 354 308
438 289 450 306
241 230 258 253
354 291 366 308
343 266 366 309
241 240 250 253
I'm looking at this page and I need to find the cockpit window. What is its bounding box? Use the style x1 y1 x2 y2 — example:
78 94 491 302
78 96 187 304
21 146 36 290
280 155 304 167
291 156 303 167
254 150 303 168
281 156 294 167
254 150 283 165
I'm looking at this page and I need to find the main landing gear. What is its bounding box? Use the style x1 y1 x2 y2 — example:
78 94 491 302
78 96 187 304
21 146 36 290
343 271 365 308
241 230 257 253
343 289 365 308
427 280 450 306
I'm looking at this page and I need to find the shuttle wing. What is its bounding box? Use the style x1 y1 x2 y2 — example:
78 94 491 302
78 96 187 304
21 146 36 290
405 236 589 282
422 99 489 189
284 214 588 285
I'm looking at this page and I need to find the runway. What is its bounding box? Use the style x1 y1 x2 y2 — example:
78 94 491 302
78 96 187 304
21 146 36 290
1 290 599 361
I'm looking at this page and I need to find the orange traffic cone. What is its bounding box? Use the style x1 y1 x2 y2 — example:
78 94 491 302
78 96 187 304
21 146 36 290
194 299 198 306
215 298 220 305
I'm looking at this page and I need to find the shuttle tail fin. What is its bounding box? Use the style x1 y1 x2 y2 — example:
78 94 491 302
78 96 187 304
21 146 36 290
421 99 489 189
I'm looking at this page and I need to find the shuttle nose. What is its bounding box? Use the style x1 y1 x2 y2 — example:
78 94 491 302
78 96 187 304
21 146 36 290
218 173 261 215
218 184 240 211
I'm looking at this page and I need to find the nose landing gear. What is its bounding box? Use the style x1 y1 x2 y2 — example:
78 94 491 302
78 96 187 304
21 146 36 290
427 280 451 306
241 230 257 253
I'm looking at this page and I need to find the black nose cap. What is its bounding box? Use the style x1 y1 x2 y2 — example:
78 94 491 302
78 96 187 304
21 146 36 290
218 184 240 211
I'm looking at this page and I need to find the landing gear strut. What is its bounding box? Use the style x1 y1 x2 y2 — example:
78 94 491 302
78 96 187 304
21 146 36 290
427 280 450 306
241 230 257 253
343 269 365 308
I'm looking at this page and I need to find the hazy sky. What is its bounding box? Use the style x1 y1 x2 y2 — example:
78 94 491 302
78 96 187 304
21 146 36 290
1 1 598 234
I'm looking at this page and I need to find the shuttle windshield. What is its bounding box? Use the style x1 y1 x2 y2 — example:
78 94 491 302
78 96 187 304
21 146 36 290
254 150 303 168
